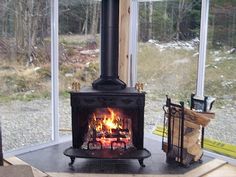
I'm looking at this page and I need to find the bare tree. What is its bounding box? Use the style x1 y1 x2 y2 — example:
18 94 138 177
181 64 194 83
11 0 49 65
90 1 99 38
148 2 153 40
176 0 194 40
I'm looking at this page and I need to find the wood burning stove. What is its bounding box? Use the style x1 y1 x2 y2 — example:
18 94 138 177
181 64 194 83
64 0 151 167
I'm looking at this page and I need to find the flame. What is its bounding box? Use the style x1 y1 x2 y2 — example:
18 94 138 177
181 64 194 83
88 107 132 149
93 108 121 133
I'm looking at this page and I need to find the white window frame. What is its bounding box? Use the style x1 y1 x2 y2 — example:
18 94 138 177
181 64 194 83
51 0 60 142
3 0 224 159
4 0 63 157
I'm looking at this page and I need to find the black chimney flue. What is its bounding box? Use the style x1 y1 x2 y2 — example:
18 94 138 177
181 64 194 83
92 0 126 90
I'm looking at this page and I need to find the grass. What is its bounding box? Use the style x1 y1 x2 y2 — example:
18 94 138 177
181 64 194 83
1 34 236 151
137 42 236 107
0 34 100 102
137 42 198 103
1 36 235 106
59 34 99 46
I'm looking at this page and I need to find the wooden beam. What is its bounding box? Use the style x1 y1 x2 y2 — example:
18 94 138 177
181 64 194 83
47 173 180 177
5 157 48 177
184 159 227 177
202 164 236 177
119 0 131 84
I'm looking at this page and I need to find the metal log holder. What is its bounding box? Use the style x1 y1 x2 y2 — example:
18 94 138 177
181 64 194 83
162 96 206 167
162 96 186 166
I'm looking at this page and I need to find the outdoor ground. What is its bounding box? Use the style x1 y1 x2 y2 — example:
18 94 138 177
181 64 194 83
0 35 235 154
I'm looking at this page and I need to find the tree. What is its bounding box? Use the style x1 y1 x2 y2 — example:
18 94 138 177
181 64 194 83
175 0 195 40
0 0 50 64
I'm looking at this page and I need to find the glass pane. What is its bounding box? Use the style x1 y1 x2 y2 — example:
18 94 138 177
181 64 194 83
137 0 201 132
205 1 236 145
59 0 100 137
0 1 52 151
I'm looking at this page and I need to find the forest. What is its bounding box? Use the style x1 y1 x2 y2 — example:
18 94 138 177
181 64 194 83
0 0 235 65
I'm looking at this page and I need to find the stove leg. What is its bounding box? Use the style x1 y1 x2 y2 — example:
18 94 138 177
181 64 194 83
138 159 145 167
69 157 75 166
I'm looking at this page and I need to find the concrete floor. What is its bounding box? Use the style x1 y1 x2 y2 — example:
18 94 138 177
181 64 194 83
17 135 213 175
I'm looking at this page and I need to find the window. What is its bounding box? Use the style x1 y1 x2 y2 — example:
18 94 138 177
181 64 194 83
137 0 200 133
0 1 52 151
58 0 101 137
205 0 236 146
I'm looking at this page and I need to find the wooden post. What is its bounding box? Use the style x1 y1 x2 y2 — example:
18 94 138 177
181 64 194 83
119 0 131 85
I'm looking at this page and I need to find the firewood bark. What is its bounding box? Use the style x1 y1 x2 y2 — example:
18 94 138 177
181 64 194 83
165 107 211 127
184 108 211 127
172 128 200 148
197 112 215 119
165 113 201 129
187 143 201 156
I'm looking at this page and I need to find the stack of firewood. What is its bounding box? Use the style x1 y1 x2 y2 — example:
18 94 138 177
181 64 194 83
163 107 214 166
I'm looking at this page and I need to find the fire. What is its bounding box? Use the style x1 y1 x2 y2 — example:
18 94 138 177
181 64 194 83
93 108 122 133
87 108 132 149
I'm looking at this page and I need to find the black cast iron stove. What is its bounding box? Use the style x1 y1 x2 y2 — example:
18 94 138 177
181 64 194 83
64 0 151 167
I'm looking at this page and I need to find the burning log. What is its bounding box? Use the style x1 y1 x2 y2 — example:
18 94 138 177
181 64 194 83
84 108 133 150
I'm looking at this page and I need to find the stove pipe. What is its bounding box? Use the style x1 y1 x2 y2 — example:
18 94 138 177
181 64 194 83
92 0 126 90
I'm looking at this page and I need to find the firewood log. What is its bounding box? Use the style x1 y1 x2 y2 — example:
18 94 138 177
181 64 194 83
197 112 215 119
172 129 200 148
162 142 168 153
187 143 201 156
169 117 200 133
184 108 211 127
165 107 211 127
166 145 195 166
165 114 201 130
194 149 203 161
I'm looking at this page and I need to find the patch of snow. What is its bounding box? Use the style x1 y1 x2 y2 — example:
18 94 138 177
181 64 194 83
214 57 222 62
148 38 199 51
226 48 236 54
192 52 199 57
221 81 233 87
65 73 73 77
173 58 189 64
34 67 41 71
80 49 99 55
85 62 90 67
